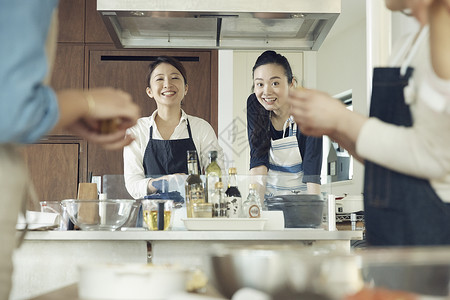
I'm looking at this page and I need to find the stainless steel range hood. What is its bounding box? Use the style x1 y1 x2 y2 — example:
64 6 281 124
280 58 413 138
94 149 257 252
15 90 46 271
97 0 340 50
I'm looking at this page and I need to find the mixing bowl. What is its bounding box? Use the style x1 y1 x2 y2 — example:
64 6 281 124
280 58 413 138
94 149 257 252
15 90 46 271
78 263 189 299
61 199 135 231
209 245 450 299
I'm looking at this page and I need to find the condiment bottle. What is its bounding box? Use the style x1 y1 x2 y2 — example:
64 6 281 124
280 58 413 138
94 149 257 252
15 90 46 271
225 167 242 218
185 150 205 218
205 150 221 203
243 184 261 218
211 181 226 218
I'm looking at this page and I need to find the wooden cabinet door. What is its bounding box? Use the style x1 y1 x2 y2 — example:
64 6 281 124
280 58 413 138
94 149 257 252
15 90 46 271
57 0 85 43
86 48 217 176
85 0 114 44
20 140 87 207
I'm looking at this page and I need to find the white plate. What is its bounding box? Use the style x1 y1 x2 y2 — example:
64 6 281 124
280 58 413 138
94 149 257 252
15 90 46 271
182 218 267 231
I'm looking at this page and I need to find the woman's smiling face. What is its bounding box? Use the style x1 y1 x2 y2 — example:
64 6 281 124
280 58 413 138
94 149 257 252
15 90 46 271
146 62 188 107
253 63 291 112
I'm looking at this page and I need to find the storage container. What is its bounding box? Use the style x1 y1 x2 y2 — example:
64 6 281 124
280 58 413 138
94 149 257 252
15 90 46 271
265 194 324 228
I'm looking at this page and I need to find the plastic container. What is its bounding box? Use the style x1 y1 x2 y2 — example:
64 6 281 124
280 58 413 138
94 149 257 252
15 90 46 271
265 194 324 228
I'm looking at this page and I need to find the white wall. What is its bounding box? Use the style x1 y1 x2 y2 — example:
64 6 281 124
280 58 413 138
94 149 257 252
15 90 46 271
312 0 367 196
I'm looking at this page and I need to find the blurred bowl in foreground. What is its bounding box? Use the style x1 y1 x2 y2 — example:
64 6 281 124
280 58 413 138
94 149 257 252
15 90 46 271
61 199 135 231
78 263 189 299
209 245 450 299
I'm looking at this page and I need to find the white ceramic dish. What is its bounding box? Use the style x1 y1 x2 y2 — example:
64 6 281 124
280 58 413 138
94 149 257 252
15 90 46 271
182 218 267 231
78 263 188 300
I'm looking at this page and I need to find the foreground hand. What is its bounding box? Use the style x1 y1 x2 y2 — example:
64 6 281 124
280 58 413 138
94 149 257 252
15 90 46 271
288 87 348 137
62 88 140 150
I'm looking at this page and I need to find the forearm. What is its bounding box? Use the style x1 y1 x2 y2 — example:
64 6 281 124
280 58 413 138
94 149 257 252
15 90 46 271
429 0 450 79
307 182 321 195
53 90 89 131
328 109 367 163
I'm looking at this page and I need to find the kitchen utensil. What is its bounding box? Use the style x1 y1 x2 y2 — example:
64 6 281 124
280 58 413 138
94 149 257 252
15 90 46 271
77 183 99 225
208 245 331 299
265 194 324 228
141 199 174 230
61 199 134 231
78 263 189 300
209 245 450 300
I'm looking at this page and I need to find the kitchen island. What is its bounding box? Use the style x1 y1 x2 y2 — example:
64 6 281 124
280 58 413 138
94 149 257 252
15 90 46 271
12 229 363 300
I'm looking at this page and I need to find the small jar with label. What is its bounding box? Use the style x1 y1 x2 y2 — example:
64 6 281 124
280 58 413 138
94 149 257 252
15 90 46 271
242 184 261 218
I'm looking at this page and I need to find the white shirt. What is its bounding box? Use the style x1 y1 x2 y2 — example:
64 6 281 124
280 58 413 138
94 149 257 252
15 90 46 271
356 27 450 202
124 109 224 199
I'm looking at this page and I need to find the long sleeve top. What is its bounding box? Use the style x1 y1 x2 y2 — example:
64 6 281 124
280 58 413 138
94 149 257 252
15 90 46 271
123 109 225 199
0 1 59 144
356 27 450 203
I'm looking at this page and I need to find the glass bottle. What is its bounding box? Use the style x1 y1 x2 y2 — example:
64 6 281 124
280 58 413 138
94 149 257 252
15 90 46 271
211 181 226 218
205 150 222 203
242 184 261 218
225 167 242 218
185 150 205 218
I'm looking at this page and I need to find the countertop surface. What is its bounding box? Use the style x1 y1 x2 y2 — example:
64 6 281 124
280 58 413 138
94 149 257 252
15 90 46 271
22 228 363 241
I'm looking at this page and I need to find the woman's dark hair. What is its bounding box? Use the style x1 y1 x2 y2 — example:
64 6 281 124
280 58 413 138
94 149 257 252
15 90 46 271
146 56 188 88
252 50 294 90
250 50 294 158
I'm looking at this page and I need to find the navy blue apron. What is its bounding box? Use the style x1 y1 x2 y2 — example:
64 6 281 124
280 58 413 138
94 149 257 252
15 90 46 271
363 67 450 246
136 117 200 226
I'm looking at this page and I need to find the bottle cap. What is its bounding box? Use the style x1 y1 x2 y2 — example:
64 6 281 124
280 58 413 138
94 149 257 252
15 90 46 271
208 150 218 159
228 167 237 175
249 183 257 189
215 181 223 189
187 150 197 161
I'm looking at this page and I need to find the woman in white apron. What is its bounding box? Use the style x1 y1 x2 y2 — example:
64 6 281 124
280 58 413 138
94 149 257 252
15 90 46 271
247 50 323 199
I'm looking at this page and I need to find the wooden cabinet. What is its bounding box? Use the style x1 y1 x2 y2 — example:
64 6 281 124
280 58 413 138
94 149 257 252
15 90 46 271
19 139 87 205
86 47 217 176
22 0 218 202
57 0 85 43
85 0 114 44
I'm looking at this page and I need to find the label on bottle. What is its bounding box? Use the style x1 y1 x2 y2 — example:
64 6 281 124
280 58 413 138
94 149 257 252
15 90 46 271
226 196 242 218
247 204 260 218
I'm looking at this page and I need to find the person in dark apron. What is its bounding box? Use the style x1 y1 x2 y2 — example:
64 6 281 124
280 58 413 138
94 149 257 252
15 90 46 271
363 26 450 246
288 1 450 247
124 56 224 223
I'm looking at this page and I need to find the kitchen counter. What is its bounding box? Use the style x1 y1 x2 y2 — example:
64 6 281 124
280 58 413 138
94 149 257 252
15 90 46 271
22 228 362 241
12 229 363 300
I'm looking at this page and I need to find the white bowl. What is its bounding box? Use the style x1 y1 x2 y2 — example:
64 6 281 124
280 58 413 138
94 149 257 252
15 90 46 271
78 263 189 300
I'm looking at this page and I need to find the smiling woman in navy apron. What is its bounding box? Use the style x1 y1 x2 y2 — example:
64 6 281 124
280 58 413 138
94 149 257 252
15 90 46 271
123 56 224 200
289 5 450 246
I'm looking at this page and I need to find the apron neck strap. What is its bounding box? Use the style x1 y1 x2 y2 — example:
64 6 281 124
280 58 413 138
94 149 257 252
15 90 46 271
282 116 297 137
399 26 429 77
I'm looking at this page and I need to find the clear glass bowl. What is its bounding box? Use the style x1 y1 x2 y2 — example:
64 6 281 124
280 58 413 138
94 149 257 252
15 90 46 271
61 199 135 231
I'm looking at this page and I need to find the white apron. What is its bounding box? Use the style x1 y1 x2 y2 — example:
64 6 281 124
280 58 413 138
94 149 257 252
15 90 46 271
266 117 306 197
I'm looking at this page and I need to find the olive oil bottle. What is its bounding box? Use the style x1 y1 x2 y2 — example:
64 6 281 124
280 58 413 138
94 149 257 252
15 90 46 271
185 150 205 218
205 150 221 202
